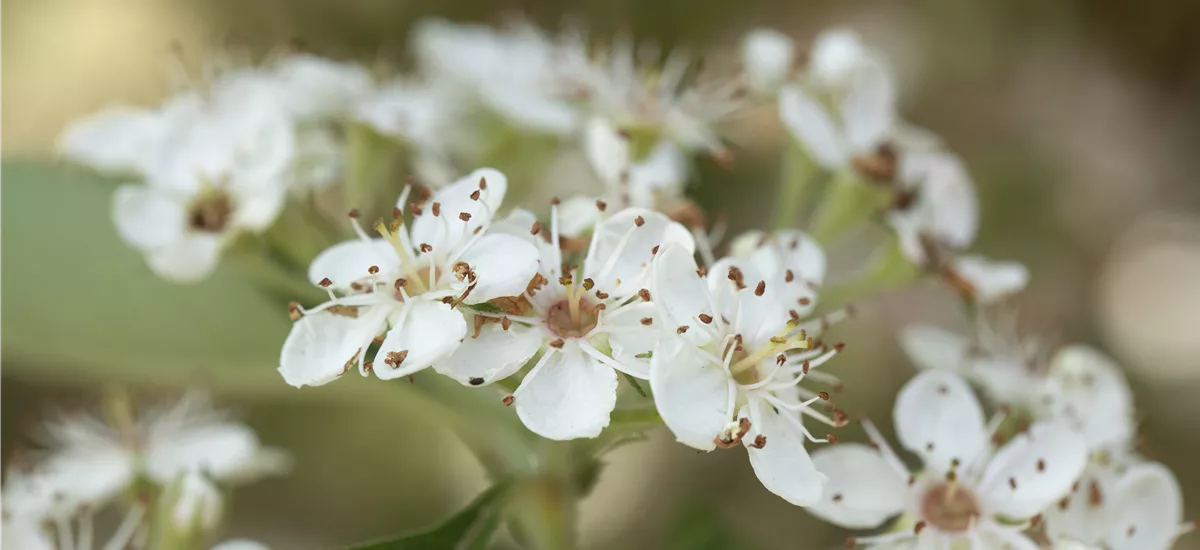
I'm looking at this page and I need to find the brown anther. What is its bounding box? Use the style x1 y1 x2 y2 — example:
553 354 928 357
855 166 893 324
478 177 487 190
699 313 714 324
502 395 515 406
470 190 481 201
696 266 708 277
367 265 379 275
459 212 472 222
676 326 689 334
453 261 472 281
785 269 795 282
1009 477 1018 490
558 275 573 286
634 216 645 227
395 278 408 290
1037 459 1046 472
789 309 801 322
802 360 811 374
833 409 849 427
531 221 542 235
392 207 403 219
596 200 607 211
582 278 595 290
755 281 766 296
441 296 454 304
501 317 512 330
549 339 565 349
818 391 830 400
1088 480 1103 507
832 493 843 503
750 435 767 449
798 297 812 306
1127 525 1136 537
827 434 840 444
776 354 786 366
431 202 441 216
595 291 610 300
410 203 424 216
328 305 359 318
469 377 485 386
287 301 303 321
348 208 361 218
651 245 660 255
318 277 333 287
913 521 927 534
384 350 409 369
726 266 745 289
834 342 846 352
638 288 652 301
640 317 654 326
419 243 433 253
550 197 561 205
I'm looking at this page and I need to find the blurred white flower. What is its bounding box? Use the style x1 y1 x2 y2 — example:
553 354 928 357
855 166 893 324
442 207 692 440
278 168 540 387
808 28 871 90
808 370 1088 548
582 116 691 215
1036 345 1137 454
1045 460 1189 550
741 28 796 95
648 241 847 506
168 471 224 534
211 540 271 550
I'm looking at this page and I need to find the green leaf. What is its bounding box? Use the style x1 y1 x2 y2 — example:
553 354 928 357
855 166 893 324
664 506 758 550
0 161 292 391
345 482 511 550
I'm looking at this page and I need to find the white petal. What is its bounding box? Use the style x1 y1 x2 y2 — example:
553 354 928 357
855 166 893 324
58 107 164 174
584 208 695 297
599 301 660 379
808 443 909 528
1043 464 1114 546
230 184 287 232
978 421 1088 519
584 116 630 185
278 309 387 387
898 324 971 372
145 422 273 483
409 168 507 252
456 233 541 304
274 54 372 118
903 152 979 250
954 255 1028 303
515 345 618 440
210 540 270 550
37 447 135 509
1 520 54 550
374 300 468 380
146 233 224 284
729 230 827 307
741 28 795 94
307 239 398 290
1041 345 1136 452
894 370 987 475
627 140 688 209
978 525 1044 550
1105 462 1183 550
841 60 896 153
434 324 541 386
557 195 604 238
742 402 826 506
112 185 186 250
779 85 848 171
649 243 716 347
809 28 866 88
648 337 731 451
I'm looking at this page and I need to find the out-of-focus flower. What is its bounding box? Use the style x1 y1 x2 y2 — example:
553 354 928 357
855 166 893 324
442 208 692 440
211 541 271 550
808 370 1088 548
741 28 796 95
278 168 540 387
648 242 847 506
354 79 460 187
166 471 224 537
808 29 872 91
1036 345 1137 455
581 116 691 217
1045 460 1189 550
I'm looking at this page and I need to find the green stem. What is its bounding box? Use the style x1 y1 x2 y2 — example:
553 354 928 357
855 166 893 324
818 237 921 311
772 138 817 229
808 170 891 245
508 441 578 550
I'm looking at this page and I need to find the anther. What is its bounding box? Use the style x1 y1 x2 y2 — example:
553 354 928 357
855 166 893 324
478 177 487 190
459 212 472 222
432 202 441 216
559 275 573 286
549 339 565 349
750 435 767 449
638 288 652 301
834 343 846 352
755 281 766 296
595 291 609 299
770 336 786 344
420 243 433 253
385 350 409 368
531 221 542 235
818 391 829 400
453 262 471 281
827 434 839 444
677 326 689 334
469 377 484 386
502 395 515 406
651 245 660 255
798 297 811 306
582 278 595 290
501 318 512 330
913 521 927 534
785 269 795 282
832 493 843 502
395 278 408 289
348 208 361 218
368 265 380 275
634 216 645 227
470 190 481 201
640 317 653 325
318 278 333 288
789 310 800 322
776 354 786 366
802 360 810 374
392 207 403 218
696 266 708 277
1009 477 1018 490
410 203 424 216
550 197 561 205
1037 459 1046 472
596 200 607 211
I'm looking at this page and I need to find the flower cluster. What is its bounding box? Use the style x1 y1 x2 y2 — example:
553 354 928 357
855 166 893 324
51 14 1193 549
1 392 284 550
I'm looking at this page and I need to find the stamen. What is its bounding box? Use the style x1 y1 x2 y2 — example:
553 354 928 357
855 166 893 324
511 348 560 399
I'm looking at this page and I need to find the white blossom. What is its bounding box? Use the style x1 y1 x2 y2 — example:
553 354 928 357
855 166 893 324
1045 459 1189 550
808 28 872 91
278 168 540 387
582 116 691 215
648 237 848 506
808 370 1088 549
741 28 796 95
438 207 693 440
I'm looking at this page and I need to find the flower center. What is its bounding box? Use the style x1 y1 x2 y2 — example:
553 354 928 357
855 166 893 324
546 297 599 338
188 190 234 233
850 142 898 182
920 483 980 533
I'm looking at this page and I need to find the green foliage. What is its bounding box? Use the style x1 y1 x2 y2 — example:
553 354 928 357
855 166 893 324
344 482 511 550
664 506 757 550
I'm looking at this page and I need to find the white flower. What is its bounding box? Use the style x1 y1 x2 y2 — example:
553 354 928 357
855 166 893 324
211 540 271 550
726 229 827 317
58 105 174 175
278 168 540 387
1045 460 1189 550
648 239 848 506
582 116 691 214
808 370 1089 549
741 28 796 95
1 477 147 550
437 207 694 440
808 29 871 90
169 471 224 533
1036 345 1137 454
779 54 896 179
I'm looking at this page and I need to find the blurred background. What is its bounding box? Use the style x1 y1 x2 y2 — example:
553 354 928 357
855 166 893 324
3 0 1200 548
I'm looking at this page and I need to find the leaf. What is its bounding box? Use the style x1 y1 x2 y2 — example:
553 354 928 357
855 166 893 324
344 482 511 550
664 506 757 550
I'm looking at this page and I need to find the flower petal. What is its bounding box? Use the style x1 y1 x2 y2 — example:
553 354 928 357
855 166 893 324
1 519 54 550
841 60 896 153
955 255 1028 304
898 324 970 373
978 421 1088 519
146 233 224 284
210 540 271 550
809 28 866 89
145 423 276 483
599 301 660 379
779 85 848 171
374 300 468 379
741 28 795 94
584 116 630 185
584 208 695 297
278 309 387 387
808 443 909 529
434 324 541 386
902 152 978 250
307 239 398 290
409 168 507 252
456 233 541 304
742 402 826 506
649 337 731 450
978 525 1043 550
274 54 372 118
230 184 287 232
515 345 618 440
1041 345 1135 452
112 185 186 250
894 370 987 475
1105 462 1183 550
650 243 716 347
58 107 164 174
